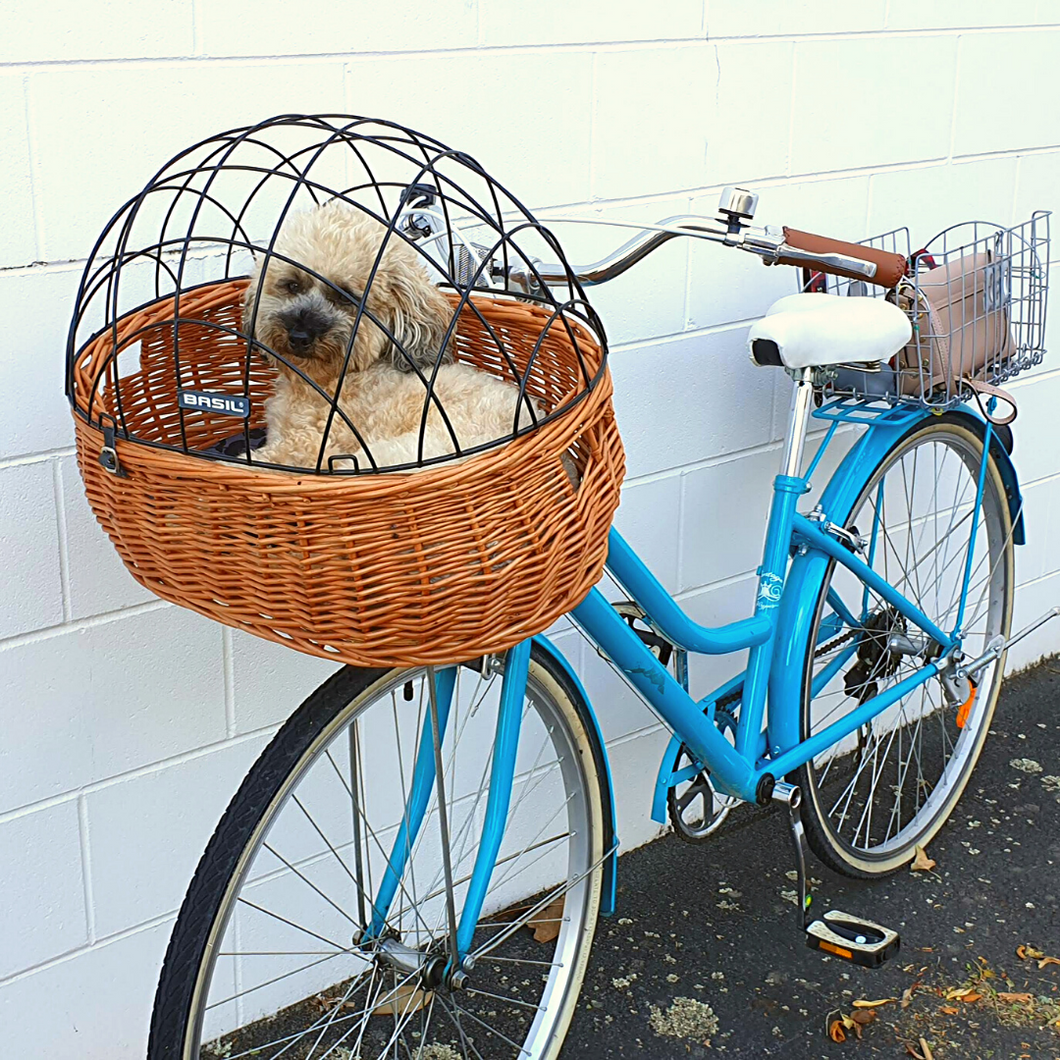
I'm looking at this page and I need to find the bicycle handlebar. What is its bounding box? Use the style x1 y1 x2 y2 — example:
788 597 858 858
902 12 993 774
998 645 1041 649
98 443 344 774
510 191 908 293
776 228 906 288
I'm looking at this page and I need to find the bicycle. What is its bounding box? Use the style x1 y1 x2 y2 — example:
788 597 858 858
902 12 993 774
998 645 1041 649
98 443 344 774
146 189 1055 1060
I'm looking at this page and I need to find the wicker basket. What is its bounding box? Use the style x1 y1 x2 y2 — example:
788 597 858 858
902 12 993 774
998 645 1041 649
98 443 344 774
71 280 624 666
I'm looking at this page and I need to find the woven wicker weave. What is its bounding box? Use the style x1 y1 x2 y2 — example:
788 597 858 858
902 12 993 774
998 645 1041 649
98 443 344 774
71 281 624 666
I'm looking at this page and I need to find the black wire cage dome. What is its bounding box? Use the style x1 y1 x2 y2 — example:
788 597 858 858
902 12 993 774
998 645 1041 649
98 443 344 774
64 114 625 667
66 113 609 476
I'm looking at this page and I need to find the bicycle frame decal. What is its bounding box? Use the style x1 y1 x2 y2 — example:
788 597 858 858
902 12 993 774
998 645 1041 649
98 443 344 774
574 410 974 804
367 404 1022 955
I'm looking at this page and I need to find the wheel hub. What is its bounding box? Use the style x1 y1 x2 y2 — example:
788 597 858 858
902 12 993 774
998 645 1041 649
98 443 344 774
843 606 907 704
373 937 462 991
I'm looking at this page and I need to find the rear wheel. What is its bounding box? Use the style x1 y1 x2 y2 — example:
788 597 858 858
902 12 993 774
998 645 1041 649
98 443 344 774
797 419 1014 877
148 646 606 1060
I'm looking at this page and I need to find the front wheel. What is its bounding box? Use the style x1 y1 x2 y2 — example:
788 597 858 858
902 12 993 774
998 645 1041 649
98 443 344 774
797 418 1014 878
149 645 607 1060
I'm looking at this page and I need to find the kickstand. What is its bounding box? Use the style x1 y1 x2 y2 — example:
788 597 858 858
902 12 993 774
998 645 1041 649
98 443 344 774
771 781 900 968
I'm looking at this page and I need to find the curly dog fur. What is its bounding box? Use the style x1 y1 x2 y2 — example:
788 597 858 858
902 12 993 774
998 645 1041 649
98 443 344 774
243 201 538 471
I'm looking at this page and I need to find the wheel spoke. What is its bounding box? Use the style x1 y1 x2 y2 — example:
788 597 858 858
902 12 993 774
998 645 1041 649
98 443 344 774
803 429 1010 867
165 659 600 1060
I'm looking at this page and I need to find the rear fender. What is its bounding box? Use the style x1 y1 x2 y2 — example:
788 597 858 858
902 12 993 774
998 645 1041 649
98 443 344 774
767 406 1025 761
768 411 930 759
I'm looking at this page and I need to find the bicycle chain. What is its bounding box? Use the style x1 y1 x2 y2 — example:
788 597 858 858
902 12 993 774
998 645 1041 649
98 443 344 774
813 627 859 659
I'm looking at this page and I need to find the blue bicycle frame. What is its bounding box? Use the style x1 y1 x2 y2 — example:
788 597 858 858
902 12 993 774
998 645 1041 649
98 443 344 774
364 387 1022 964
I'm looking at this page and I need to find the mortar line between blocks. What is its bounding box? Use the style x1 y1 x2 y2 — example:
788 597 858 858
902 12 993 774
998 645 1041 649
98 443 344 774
0 598 170 652
222 626 236 738
1017 466 1060 492
1011 156 1022 227
1015 567 1060 592
0 723 281 827
785 38 798 179
676 471 687 592
947 33 963 162
0 910 175 988
51 458 72 623
604 721 667 752
18 74 45 263
622 436 791 488
4 147 1059 274
0 25 1056 71
77 794 96 944
191 0 203 57
586 51 598 198
0 445 78 469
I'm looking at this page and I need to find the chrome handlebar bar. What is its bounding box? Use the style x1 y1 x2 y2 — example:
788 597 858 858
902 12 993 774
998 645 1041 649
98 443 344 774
506 187 886 293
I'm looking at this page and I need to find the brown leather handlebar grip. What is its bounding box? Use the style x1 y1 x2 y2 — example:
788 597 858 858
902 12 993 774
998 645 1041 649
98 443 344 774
778 227 907 288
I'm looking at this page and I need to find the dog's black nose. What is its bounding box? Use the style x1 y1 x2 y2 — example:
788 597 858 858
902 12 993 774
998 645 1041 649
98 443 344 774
287 327 313 351
283 307 329 353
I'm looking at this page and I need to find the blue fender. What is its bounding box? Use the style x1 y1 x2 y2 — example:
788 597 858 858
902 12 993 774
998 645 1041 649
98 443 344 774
767 406 1026 761
941 408 1025 545
531 633 620 917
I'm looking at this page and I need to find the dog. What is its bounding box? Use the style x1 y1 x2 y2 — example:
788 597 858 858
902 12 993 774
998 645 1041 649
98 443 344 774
242 201 541 472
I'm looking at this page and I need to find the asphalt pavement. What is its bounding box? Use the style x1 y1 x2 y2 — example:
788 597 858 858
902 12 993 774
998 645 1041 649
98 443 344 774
560 660 1060 1060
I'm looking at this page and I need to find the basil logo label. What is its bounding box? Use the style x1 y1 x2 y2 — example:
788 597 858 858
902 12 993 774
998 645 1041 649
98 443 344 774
178 390 250 418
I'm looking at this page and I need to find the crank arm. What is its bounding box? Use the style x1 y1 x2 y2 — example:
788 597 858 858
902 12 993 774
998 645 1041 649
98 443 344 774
773 781 900 968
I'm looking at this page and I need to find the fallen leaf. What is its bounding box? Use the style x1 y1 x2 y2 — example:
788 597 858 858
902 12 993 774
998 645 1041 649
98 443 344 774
911 845 936 872
939 1005 959 1015
962 991 983 1003
527 896 565 943
945 987 975 1000
851 1009 877 1025
901 982 920 1008
1039 956 1060 969
370 981 431 1017
828 1019 846 1043
853 997 895 1008
905 1046 925 1060
840 1014 856 1030
997 992 1034 1004
1017 944 1045 960
919 1037 935 1060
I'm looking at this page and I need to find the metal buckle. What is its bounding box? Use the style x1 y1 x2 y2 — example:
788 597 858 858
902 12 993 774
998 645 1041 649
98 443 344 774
98 424 127 477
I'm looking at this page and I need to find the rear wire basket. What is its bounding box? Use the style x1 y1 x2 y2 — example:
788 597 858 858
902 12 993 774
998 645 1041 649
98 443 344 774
65 115 625 666
799 213 1050 408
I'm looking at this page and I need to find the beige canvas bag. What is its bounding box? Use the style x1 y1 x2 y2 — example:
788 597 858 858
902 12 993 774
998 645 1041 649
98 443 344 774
891 251 1017 421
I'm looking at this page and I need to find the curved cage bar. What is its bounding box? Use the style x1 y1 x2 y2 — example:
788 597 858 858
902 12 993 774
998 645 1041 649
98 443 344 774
67 114 607 473
65 115 624 666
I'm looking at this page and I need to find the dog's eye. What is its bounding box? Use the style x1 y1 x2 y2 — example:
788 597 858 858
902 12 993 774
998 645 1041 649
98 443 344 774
281 278 302 295
325 284 362 306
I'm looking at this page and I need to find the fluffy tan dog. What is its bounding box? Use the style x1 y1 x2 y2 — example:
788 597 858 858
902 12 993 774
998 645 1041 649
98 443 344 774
243 201 538 471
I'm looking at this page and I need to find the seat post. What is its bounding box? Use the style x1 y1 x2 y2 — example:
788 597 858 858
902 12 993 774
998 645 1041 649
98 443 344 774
781 367 815 478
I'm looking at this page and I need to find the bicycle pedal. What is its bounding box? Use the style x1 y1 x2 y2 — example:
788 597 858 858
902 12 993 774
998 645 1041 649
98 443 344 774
804 909 899 968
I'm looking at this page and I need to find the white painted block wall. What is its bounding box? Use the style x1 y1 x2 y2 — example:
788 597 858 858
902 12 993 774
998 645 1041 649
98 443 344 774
2 3 1059 1055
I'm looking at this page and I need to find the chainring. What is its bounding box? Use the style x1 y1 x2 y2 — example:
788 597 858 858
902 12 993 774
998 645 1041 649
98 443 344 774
666 709 739 843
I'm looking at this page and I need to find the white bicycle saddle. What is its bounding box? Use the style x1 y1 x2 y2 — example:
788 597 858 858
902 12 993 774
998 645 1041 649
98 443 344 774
747 293 912 370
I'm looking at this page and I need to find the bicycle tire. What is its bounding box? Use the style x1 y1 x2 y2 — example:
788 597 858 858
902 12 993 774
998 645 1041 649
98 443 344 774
148 647 607 1060
796 417 1014 878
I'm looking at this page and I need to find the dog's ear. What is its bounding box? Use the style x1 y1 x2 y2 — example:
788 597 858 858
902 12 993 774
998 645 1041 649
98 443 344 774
383 267 454 373
241 258 263 337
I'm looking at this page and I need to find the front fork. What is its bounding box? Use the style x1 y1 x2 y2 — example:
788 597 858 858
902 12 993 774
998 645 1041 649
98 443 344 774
363 640 532 972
